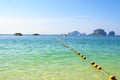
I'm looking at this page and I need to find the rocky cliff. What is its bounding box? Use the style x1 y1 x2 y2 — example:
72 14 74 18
90 29 107 36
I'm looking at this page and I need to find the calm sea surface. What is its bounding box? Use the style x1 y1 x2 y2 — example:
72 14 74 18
0 35 120 80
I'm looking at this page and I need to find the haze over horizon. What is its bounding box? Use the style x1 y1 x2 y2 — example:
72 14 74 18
0 0 120 35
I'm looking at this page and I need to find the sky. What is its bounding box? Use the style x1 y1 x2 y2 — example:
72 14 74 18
0 0 120 35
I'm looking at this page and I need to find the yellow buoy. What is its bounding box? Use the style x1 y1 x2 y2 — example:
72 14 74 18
97 66 102 70
81 55 84 57
109 75 116 80
77 52 81 55
70 48 73 50
73 50 77 53
82 56 86 60
94 64 98 68
90 62 95 65
64 45 68 48
74 51 81 55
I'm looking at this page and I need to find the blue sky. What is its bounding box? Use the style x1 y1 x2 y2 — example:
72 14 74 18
0 0 120 35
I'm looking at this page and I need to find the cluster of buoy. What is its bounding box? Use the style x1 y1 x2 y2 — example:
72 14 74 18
73 49 86 60
70 49 87 60
57 38 87 60
56 38 70 49
90 61 102 70
90 60 117 80
56 37 117 80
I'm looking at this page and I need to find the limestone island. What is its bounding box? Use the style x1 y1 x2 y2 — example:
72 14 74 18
68 31 80 36
89 29 116 36
67 31 86 36
14 33 22 36
90 29 107 36
33 33 40 36
108 31 115 36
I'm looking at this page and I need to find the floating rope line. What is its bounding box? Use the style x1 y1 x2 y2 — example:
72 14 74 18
56 37 117 80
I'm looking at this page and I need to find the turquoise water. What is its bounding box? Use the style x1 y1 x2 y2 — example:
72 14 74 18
0 35 120 80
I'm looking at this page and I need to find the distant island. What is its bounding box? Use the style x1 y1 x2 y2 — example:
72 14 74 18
13 29 116 37
90 29 107 36
67 31 86 36
65 29 116 36
33 33 40 36
108 31 115 36
90 29 115 36
14 33 23 36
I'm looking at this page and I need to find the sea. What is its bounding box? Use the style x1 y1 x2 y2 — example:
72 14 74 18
0 34 120 80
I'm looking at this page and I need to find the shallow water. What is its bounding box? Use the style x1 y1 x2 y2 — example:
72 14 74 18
0 35 120 80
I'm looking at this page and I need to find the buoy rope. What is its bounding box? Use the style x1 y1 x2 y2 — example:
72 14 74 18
56 37 118 80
